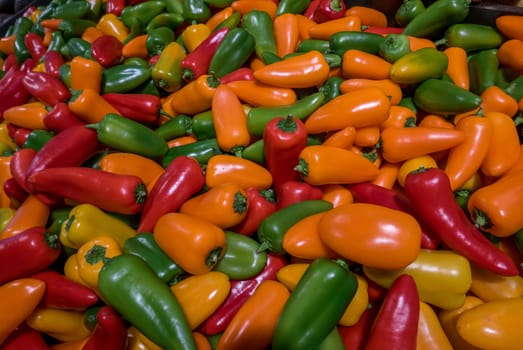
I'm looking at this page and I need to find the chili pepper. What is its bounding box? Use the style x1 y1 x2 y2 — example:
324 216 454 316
146 12 185 34
404 167 518 276
0 68 31 118
329 31 385 56
8 148 31 193
241 9 277 64
0 227 61 284
24 307 90 342
3 101 47 130
56 19 97 41
226 79 297 107
310 0 345 23
101 64 152 94
151 41 185 93
23 32 46 63
12 17 34 64
467 48 499 96
440 23 503 52
138 155 204 232
395 0 426 27
341 49 391 81
505 74 523 102
0 278 46 345
44 104 83 135
1 327 50 350
120 0 166 29
273 258 357 350
413 78 482 115
145 26 175 57
275 180 323 210
22 71 71 106
155 115 192 141
162 138 222 166
495 14 523 40
82 305 127 350
3 177 28 207
0 193 52 239
389 47 448 85
296 38 330 53
207 28 255 78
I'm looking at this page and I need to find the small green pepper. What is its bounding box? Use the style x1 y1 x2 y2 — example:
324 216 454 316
504 74 523 101
52 1 91 19
145 12 184 33
297 39 331 53
58 19 97 40
121 0 166 28
183 0 212 23
155 114 192 140
439 23 504 52
320 76 344 102
162 138 222 167
61 37 92 60
191 110 216 140
208 27 255 78
468 48 499 95
22 130 55 151
276 0 311 16
378 33 411 63
213 11 241 31
145 26 176 56
329 31 386 56
395 0 426 27
241 9 278 64
101 65 152 94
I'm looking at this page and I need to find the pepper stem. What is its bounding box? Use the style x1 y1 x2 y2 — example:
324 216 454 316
257 241 270 254
134 183 147 204
233 191 248 214
277 115 298 133
472 208 492 230
293 158 309 177
206 247 223 268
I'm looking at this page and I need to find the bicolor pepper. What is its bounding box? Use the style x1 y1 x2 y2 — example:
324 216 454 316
151 41 185 93
82 305 127 350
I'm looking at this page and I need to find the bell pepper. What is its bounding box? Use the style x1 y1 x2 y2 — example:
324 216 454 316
161 138 222 166
272 258 358 350
26 307 92 342
276 180 324 209
208 27 255 78
468 48 499 95
90 35 123 68
311 0 345 23
395 0 426 27
0 67 32 118
151 41 185 93
402 0 470 38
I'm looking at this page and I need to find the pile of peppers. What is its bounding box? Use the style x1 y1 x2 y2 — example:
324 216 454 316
1 0 523 348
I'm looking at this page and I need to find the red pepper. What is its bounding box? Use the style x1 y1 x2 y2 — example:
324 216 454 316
304 0 321 19
105 0 126 16
364 274 419 350
349 182 441 250
22 71 71 106
276 180 324 209
181 27 229 82
1 326 50 350
10 147 36 193
0 67 31 119
91 35 124 68
263 115 308 195
230 187 278 236
219 67 255 84
363 26 404 35
137 155 205 233
338 306 379 350
3 177 29 207
31 270 99 309
102 93 161 125
20 58 36 73
2 54 20 72
82 305 127 350
23 32 46 63
312 0 346 23
43 50 65 79
198 253 288 335
404 167 519 276
0 226 61 284
43 102 85 133
26 167 147 215
12 126 32 148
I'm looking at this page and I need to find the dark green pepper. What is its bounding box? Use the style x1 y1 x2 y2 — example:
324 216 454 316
329 31 386 56
468 48 499 95
59 63 72 88
121 0 166 28
102 65 152 94
398 96 418 113
213 11 241 31
146 13 184 33
439 23 504 52
496 67 520 90
161 0 184 13
155 114 192 140
47 207 71 237
12 17 34 63
208 27 255 78
123 232 186 284
46 31 66 53
241 9 277 64
22 130 55 151
58 19 97 40
145 26 176 56
297 39 331 53
203 0 233 8
162 138 222 167
505 75 523 102
60 37 91 60
378 33 411 63
98 254 197 350
183 0 212 23
257 199 333 255
395 0 426 27
191 110 216 140
276 0 311 16
319 76 344 102
272 258 358 350
87 113 169 158
213 231 267 280
413 78 482 115
52 1 90 19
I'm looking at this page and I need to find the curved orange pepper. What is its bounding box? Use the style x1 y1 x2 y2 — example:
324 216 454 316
372 161 400 189
170 74 218 115
3 101 47 130
345 6 387 27
68 88 121 123
321 126 357 149
98 152 164 187
121 34 149 59
167 135 197 148
407 36 436 51
205 6 234 32
273 13 300 57
479 85 519 117
205 154 273 189
380 105 417 129
443 47 469 91
342 49 392 80
340 78 403 105
0 195 50 240
225 80 297 107
416 301 453 350
308 15 362 40
321 184 354 208
295 14 316 41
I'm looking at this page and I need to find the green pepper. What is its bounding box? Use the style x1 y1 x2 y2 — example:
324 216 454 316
454 189 472 214
413 78 482 115
395 0 426 27
468 48 499 95
402 0 470 38
130 78 161 97
389 47 448 85
318 327 346 350
121 0 166 28
329 31 386 56
122 17 144 45
123 232 186 284
145 13 184 33
257 199 333 255
52 1 90 19
378 33 411 63
151 41 185 93
439 23 504 52
87 113 169 158
98 254 197 350
145 26 176 56
208 27 255 78
162 138 222 167
22 130 55 151
297 39 331 53
101 65 152 94
58 19 97 40
505 75 523 101
192 110 216 140
47 207 71 237
213 231 267 280
59 63 72 88
496 67 520 90
320 76 344 102
161 0 184 13
241 9 277 64
213 11 241 31
276 0 311 16
155 114 192 140
240 139 265 165
203 0 233 8
183 0 212 23
46 31 66 53
12 17 34 63
398 96 418 113
272 258 358 350
247 92 325 137
84 306 102 331
122 57 149 68
61 37 92 60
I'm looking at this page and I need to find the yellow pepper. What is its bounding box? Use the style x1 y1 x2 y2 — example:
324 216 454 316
170 271 231 330
96 13 129 42
0 207 15 231
364 249 472 310
0 155 12 208
64 254 87 287
416 301 453 350
151 41 186 93
127 326 163 350
469 262 523 301
26 307 92 342
181 23 211 52
60 203 137 249
76 236 122 290
0 122 16 150
276 263 309 291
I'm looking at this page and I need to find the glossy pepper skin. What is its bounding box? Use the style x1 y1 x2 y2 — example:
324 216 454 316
99 254 197 350
241 9 278 63
22 70 71 106
102 93 162 125
276 180 324 209
208 28 255 78
43 102 85 133
468 49 499 95
82 305 127 350
0 67 31 118
312 0 346 23
404 167 518 276
230 188 277 236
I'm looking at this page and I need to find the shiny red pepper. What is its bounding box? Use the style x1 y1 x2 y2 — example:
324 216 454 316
0 226 61 284
10 147 35 193
404 167 519 276
43 102 85 133
82 305 127 350
3 177 29 207
364 274 419 350
20 58 36 73
23 32 46 63
22 71 71 106
2 54 20 72
304 0 321 19
198 253 288 335
1 326 50 350
105 0 126 16
102 93 161 125
12 126 32 148
219 67 256 84
0 67 31 119
276 180 324 209
43 50 65 79
338 306 379 350
263 115 308 195
91 35 124 68
230 187 278 236
312 0 346 23
180 27 229 82
137 155 205 233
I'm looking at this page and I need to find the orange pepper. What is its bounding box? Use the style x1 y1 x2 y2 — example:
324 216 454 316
443 46 469 91
70 57 103 93
305 87 391 134
353 126 381 148
372 161 400 189
153 212 227 275
273 13 300 57
181 23 211 53
249 57 267 72
416 301 453 350
0 35 16 55
380 105 417 129
3 101 47 130
39 19 63 31
205 6 234 32
205 154 273 189
295 14 316 41
340 78 403 105
167 135 197 148
418 114 455 129
341 49 392 80
169 74 218 115
495 15 523 41
351 145 382 169
68 88 121 123
321 184 354 208
42 28 53 47
321 126 357 149
397 155 438 187
479 85 519 117
505 144 523 177
193 332 212 350
121 34 149 59
0 278 46 344
97 152 164 187
225 80 297 107
408 36 436 51
81 26 105 44
0 195 50 239
345 6 388 27
308 15 362 40
180 182 249 229
216 280 290 350
469 262 523 302
230 0 277 19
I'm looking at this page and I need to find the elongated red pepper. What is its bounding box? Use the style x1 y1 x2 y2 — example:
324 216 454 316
106 0 126 15
102 93 161 125
137 155 205 233
22 71 71 106
82 305 127 350
198 253 288 335
0 226 61 284
338 305 379 350
363 26 404 35
304 0 321 19
20 58 36 73
349 182 441 250
181 27 229 82
91 35 124 68
276 180 323 209
263 115 308 195
43 102 85 133
219 67 255 84
1 326 50 350
230 187 278 236
10 148 35 193
364 274 419 350
23 32 46 63
3 54 20 72
312 0 346 23
0 67 31 118
43 50 65 79
3 177 29 206
404 167 519 276
31 270 99 309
